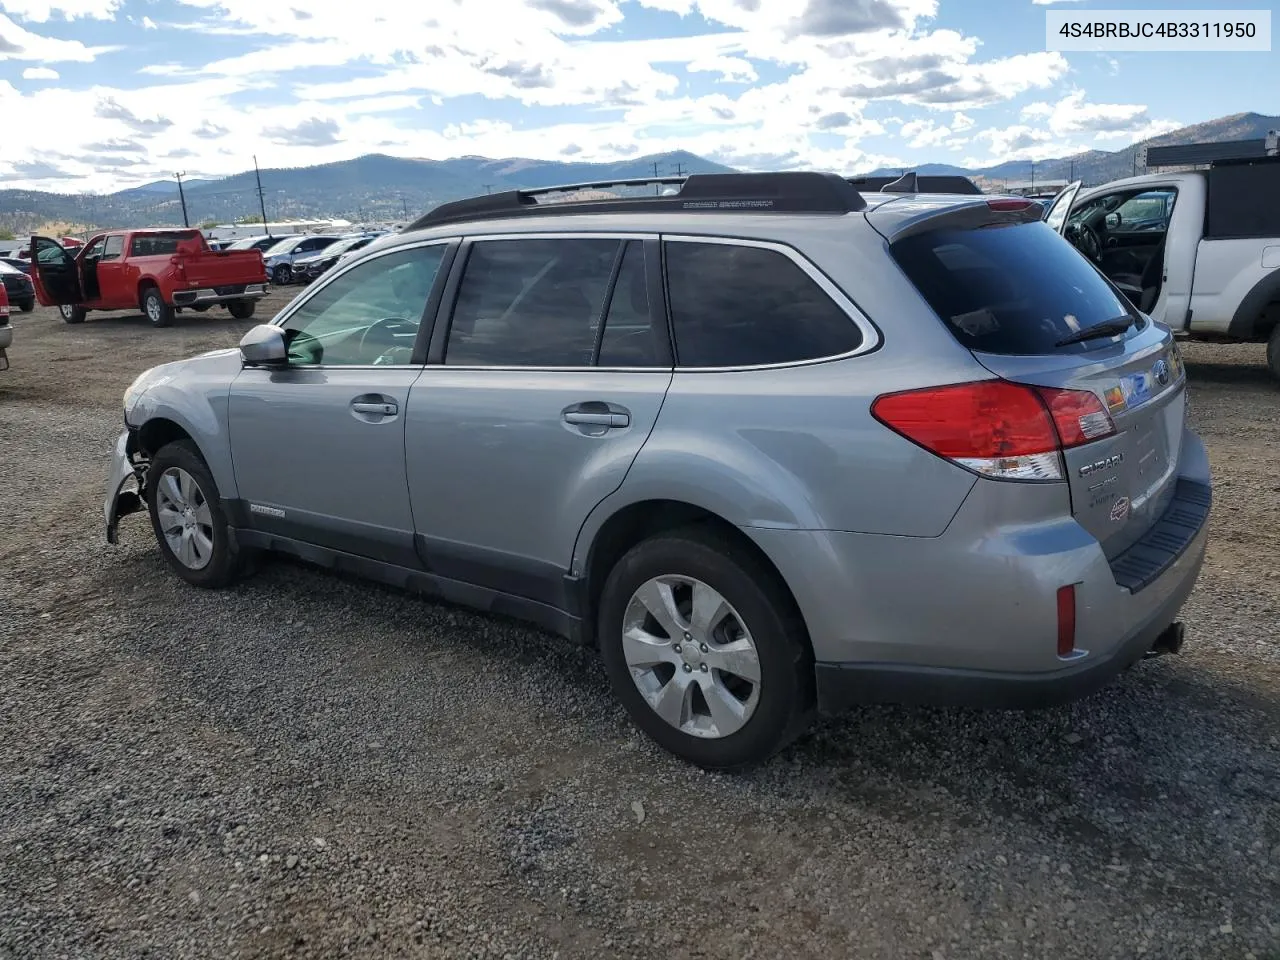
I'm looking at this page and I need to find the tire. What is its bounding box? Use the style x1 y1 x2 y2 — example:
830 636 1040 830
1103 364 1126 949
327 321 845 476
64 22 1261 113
141 286 174 328
272 263 292 285
1267 323 1280 384
228 300 256 320
17 298 34 313
597 527 814 770
144 440 254 589
59 303 87 324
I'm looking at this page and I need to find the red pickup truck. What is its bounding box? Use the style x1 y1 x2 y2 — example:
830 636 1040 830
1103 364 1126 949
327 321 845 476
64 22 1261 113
30 229 269 328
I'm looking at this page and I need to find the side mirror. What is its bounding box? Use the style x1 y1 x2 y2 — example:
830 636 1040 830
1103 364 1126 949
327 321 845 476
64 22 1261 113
239 324 286 366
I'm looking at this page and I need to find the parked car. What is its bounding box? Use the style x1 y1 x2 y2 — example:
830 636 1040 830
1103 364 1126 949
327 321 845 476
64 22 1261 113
1046 156 1280 380
103 172 1210 769
0 283 10 371
0 258 36 311
261 234 343 285
2 257 31 274
30 228 269 327
219 235 281 254
291 234 383 284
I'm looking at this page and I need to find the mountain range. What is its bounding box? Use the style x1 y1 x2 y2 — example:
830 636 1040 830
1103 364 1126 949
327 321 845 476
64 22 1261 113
0 113 1274 234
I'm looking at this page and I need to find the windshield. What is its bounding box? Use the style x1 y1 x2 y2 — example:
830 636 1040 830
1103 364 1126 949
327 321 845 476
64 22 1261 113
890 220 1139 355
0 260 21 275
264 237 301 257
225 236 264 250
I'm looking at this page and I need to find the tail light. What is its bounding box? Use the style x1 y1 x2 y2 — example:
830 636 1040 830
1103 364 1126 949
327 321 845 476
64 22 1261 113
871 380 1116 482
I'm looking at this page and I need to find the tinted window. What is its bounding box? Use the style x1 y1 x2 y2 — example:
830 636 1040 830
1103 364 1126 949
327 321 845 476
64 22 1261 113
281 245 446 366
264 237 300 257
1207 163 1280 239
102 235 125 260
82 237 107 260
598 242 663 367
665 241 860 367
445 238 619 367
130 231 200 257
891 221 1136 355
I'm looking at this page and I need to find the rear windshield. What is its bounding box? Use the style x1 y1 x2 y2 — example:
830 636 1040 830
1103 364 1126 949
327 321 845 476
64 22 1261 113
131 231 202 256
890 220 1137 355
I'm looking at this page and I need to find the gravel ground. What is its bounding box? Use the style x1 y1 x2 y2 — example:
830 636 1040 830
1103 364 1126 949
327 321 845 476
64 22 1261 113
1 294 1278 960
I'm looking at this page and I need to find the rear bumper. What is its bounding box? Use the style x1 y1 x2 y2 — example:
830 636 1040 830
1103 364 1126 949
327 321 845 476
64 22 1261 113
814 520 1207 712
746 426 1212 712
172 283 268 307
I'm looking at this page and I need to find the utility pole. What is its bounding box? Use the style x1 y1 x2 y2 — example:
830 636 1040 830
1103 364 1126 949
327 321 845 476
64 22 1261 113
652 160 662 195
483 184 494 195
1030 161 1036 192
253 155 270 236
1132 147 1138 176
175 171 190 227
1069 157 1075 182
401 196 408 218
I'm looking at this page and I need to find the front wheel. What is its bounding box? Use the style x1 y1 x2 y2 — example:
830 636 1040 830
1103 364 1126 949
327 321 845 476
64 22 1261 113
145 440 254 589
598 527 814 770
227 300 256 320
272 264 292 285
141 286 174 328
59 303 87 324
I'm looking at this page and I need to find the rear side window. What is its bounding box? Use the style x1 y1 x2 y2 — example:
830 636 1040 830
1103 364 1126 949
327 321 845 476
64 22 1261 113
129 231 200 256
664 241 861 367
1206 163 1280 239
891 221 1135 355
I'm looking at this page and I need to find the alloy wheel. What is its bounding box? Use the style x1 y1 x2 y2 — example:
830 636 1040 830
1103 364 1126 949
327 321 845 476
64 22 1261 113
154 467 215 570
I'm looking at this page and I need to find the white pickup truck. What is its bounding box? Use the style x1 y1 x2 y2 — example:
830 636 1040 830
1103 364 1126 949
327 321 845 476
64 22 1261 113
1045 157 1280 381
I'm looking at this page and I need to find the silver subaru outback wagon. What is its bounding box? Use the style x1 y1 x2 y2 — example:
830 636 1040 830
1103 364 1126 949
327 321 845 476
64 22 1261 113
105 172 1211 769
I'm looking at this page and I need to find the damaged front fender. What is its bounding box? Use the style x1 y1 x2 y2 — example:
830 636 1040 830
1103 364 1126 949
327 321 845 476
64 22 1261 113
104 429 147 544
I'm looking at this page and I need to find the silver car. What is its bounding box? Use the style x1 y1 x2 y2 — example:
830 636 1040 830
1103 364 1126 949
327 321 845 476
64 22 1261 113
104 172 1211 769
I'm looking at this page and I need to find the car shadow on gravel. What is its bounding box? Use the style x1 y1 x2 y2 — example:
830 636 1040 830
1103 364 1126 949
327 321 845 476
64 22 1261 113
1185 360 1278 388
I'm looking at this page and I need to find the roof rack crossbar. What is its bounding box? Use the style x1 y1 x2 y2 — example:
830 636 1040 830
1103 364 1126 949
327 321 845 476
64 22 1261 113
408 171 867 231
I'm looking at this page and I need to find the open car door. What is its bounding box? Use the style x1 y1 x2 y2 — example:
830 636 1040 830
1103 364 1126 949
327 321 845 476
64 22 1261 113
29 235 83 307
1043 180 1081 234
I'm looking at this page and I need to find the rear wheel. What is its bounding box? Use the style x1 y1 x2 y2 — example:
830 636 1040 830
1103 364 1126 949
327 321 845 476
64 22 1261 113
1267 323 1280 383
145 440 254 589
598 527 814 770
228 300 256 320
141 286 173 328
59 303 86 324
17 298 34 313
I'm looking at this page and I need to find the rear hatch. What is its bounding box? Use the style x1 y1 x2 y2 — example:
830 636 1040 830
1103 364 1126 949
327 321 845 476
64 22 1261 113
882 202 1186 559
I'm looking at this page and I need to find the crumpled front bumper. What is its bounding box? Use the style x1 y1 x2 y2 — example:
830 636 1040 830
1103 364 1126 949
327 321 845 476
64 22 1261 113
104 429 146 544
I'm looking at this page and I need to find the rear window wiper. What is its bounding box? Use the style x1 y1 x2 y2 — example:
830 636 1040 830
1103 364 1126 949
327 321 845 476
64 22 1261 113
1055 316 1134 347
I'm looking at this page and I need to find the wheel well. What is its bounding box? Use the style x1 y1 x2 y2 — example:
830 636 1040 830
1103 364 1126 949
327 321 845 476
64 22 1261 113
1258 301 1280 343
136 417 192 459
137 279 159 309
581 499 805 646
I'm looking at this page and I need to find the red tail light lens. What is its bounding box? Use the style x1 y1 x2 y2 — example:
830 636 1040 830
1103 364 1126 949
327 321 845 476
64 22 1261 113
1035 386 1116 448
986 198 1037 212
871 380 1116 482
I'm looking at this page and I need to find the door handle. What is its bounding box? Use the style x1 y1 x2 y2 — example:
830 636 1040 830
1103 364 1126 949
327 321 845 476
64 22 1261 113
563 411 629 428
352 400 397 416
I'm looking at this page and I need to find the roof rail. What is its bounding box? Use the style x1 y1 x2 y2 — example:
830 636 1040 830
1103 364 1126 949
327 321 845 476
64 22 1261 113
1142 132 1280 169
846 172 983 196
408 171 867 230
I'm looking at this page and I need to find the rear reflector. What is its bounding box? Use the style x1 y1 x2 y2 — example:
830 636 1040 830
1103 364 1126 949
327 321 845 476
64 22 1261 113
871 380 1116 482
1057 585 1076 657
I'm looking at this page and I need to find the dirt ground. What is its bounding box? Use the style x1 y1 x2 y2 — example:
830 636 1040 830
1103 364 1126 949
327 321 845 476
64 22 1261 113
1 292 1278 960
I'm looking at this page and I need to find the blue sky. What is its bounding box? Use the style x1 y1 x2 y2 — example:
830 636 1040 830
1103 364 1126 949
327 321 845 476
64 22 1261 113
0 0 1274 192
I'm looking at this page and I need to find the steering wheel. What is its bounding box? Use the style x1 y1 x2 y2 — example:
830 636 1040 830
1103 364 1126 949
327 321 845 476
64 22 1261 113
1070 222 1103 262
359 317 419 363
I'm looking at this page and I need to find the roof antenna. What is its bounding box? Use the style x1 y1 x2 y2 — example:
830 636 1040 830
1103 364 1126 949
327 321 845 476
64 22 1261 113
881 171 918 193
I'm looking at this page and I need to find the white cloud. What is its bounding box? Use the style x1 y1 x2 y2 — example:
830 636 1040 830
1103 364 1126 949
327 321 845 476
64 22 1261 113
1030 0 1086 4
22 66 60 80
0 13 117 61
1020 90 1178 140
0 0 121 21
0 0 1166 192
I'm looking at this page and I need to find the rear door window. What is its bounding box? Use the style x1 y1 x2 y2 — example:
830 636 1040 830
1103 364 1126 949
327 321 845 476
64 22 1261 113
663 240 861 367
444 238 620 367
1206 162 1280 239
890 221 1137 355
